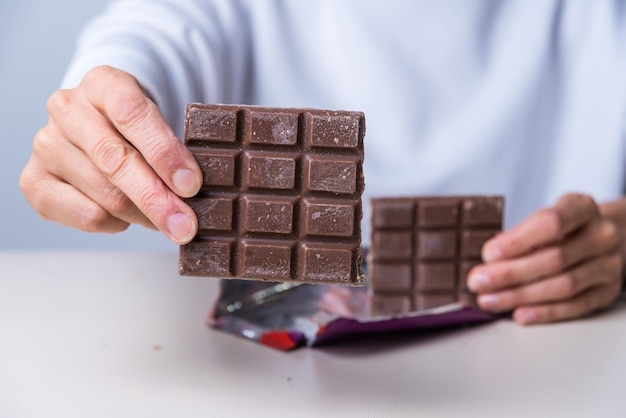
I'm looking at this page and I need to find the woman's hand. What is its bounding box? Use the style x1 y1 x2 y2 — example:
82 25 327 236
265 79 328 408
467 193 624 325
20 65 202 244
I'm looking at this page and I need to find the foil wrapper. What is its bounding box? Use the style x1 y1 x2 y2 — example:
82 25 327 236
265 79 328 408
209 279 498 350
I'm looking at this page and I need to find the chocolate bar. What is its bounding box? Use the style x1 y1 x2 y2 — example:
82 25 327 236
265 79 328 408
179 104 366 286
368 196 504 315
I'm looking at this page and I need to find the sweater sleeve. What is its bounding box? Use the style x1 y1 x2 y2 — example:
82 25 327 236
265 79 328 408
60 0 253 138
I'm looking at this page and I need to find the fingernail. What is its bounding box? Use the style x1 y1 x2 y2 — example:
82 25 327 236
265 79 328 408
482 245 502 262
172 168 200 197
468 272 491 292
166 212 196 243
478 294 500 310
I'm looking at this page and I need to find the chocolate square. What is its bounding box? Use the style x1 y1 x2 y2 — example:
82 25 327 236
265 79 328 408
179 104 365 286
368 196 504 314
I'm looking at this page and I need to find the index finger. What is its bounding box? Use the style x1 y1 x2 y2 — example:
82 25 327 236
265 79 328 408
83 66 202 198
483 194 599 262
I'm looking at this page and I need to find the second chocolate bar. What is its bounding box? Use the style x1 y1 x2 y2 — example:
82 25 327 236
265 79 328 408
179 104 366 286
368 196 504 315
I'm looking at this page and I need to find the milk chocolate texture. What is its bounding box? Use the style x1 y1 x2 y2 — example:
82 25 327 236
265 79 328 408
368 196 504 315
179 104 366 286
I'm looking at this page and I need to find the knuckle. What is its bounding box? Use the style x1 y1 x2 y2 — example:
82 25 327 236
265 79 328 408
540 208 564 238
143 138 176 167
110 92 151 129
557 272 579 297
582 195 598 215
31 127 55 156
93 137 133 178
19 172 47 217
562 193 597 213
496 263 515 285
137 182 167 214
77 202 128 234
103 184 134 215
78 203 112 233
46 89 74 119
498 291 517 310
18 163 36 197
82 65 118 87
84 65 151 130
574 194 596 211
82 66 169 168
600 219 619 247
547 246 568 272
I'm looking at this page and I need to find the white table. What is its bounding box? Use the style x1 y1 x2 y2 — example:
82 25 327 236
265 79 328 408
1 251 625 418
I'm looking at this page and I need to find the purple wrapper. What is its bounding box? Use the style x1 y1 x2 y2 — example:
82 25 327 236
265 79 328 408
207 279 499 350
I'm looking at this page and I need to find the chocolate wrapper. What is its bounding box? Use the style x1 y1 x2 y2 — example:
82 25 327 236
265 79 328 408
208 279 498 350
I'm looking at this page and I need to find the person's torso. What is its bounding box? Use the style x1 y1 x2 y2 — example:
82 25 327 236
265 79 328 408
226 0 626 237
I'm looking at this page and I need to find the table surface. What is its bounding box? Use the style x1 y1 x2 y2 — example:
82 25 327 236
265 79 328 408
1 251 625 418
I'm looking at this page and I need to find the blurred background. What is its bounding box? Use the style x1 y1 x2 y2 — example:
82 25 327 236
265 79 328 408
0 0 175 251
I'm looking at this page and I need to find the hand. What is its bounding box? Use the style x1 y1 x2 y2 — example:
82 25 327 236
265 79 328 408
19 65 202 244
467 193 623 325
